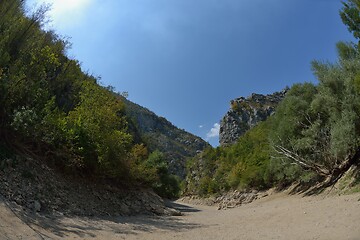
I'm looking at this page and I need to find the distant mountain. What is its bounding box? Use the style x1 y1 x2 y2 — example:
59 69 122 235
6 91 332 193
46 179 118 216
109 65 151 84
122 98 210 178
219 89 288 146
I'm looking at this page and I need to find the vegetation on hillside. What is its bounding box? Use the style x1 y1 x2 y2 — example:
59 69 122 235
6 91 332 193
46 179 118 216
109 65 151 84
122 97 210 179
186 121 272 195
185 0 360 196
2 0 359 200
0 0 179 198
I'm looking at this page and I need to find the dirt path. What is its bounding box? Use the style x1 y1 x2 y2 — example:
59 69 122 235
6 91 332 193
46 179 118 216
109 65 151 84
1 192 360 240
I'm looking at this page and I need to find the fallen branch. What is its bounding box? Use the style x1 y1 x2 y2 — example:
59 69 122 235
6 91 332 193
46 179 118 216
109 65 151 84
273 145 330 176
274 144 360 189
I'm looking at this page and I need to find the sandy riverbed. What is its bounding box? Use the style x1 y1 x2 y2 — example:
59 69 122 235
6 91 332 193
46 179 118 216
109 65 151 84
1 192 360 240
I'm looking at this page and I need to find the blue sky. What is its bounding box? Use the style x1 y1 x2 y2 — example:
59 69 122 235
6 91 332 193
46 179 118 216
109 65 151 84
27 0 354 146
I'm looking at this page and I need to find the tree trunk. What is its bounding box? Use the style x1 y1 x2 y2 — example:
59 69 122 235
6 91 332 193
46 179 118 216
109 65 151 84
322 147 360 187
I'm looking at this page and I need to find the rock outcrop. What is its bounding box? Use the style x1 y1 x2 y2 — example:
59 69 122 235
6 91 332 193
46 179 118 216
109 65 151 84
219 89 288 146
180 189 269 210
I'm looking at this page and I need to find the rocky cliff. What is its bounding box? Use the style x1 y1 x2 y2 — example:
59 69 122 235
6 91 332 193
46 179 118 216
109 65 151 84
122 98 210 178
219 89 288 146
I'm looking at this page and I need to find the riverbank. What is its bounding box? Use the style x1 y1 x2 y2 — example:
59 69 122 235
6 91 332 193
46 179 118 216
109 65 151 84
1 191 359 239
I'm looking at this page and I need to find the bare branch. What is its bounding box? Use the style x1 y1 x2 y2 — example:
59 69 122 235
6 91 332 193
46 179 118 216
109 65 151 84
273 145 330 176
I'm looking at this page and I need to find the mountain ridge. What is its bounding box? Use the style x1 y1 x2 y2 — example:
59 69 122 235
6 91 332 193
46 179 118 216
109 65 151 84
122 97 210 178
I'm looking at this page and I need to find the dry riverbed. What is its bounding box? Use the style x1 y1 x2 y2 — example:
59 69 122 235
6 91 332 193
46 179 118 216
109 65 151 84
1 192 360 240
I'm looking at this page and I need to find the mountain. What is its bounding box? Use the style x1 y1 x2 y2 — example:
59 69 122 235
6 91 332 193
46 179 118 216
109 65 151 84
122 98 210 178
219 89 288 146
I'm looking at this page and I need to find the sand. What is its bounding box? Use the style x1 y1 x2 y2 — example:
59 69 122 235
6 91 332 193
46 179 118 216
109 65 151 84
1 192 360 240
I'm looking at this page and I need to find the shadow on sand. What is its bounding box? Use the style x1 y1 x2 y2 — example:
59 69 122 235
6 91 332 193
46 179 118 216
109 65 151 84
2 200 204 239
165 200 202 213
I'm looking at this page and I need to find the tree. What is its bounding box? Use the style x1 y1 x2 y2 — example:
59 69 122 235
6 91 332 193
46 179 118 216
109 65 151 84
64 81 132 176
143 151 180 198
340 0 360 41
270 43 360 186
264 2 360 186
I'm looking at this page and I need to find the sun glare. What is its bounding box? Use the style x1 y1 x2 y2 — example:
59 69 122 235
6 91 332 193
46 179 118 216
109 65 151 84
45 0 91 16
33 0 93 28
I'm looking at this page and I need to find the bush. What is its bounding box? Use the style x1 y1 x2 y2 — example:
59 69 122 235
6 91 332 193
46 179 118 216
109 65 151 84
186 121 273 195
141 150 181 198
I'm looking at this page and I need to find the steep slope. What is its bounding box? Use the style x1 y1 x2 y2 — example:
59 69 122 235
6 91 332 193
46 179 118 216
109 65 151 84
219 89 287 146
0 153 181 217
123 98 210 178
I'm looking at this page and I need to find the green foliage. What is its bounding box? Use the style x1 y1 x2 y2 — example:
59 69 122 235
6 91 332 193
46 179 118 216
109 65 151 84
336 42 358 61
269 41 360 183
187 34 360 195
186 121 273 196
268 83 318 183
144 151 181 198
122 96 210 180
340 0 360 40
0 0 177 193
187 0 360 196
63 81 132 176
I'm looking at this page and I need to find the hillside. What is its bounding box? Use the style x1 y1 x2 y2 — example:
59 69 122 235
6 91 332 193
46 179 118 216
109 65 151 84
123 98 210 178
0 0 206 214
0 154 178 217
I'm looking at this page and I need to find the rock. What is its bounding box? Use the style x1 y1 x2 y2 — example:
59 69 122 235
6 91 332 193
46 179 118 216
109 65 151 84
33 200 41 212
215 190 262 210
219 88 288 146
164 208 182 216
120 204 130 215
